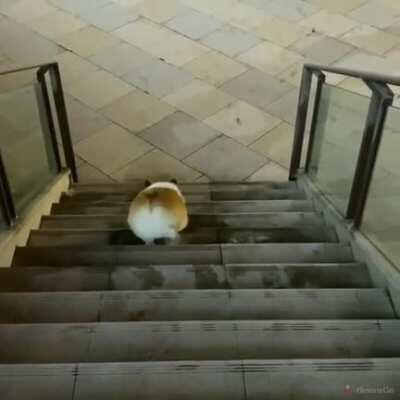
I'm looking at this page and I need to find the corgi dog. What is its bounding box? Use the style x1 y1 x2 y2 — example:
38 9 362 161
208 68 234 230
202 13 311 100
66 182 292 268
127 179 188 245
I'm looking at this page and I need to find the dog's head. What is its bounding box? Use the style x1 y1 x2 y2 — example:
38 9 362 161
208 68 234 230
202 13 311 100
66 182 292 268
144 178 177 188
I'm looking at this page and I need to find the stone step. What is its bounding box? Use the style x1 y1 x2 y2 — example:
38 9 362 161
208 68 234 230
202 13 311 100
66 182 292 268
71 182 298 194
0 264 372 292
61 187 307 202
28 226 337 246
12 244 354 267
0 289 393 323
51 200 315 215
39 213 324 230
65 192 212 202
1 359 400 399
0 320 399 363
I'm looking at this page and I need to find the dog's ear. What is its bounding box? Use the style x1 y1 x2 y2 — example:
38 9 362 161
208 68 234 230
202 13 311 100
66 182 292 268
170 178 178 184
144 179 152 188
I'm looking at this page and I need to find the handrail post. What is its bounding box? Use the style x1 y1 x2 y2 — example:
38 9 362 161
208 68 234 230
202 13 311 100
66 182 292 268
36 67 62 173
289 66 313 180
0 151 16 226
346 81 393 224
305 71 325 172
48 63 78 182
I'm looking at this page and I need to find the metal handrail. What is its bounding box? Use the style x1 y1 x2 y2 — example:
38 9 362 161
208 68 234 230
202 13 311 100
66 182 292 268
289 63 397 228
347 81 393 225
0 62 77 227
0 62 58 76
0 151 16 226
304 62 400 86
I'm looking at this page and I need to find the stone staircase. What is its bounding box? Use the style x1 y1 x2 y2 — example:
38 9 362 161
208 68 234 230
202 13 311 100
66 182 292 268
1 181 400 399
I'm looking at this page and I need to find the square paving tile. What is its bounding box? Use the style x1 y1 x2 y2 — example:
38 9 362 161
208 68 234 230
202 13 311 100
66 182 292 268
114 149 201 182
113 0 143 4
291 35 355 64
74 155 86 168
340 25 400 55
80 3 138 31
66 70 134 110
341 72 400 98
349 1 400 29
0 0 17 13
184 52 248 86
166 8 223 40
0 0 55 22
306 0 366 14
57 26 120 57
0 85 40 133
263 89 299 125
221 69 294 111
122 59 193 97
163 80 235 119
113 19 208 65
25 9 87 40
178 0 237 20
238 42 302 76
270 0 318 20
204 100 281 145
56 51 99 85
201 25 261 57
387 20 400 36
333 50 400 75
78 161 116 183
250 122 294 168
225 3 267 31
196 174 210 182
276 59 315 87
140 111 221 159
101 90 175 132
64 95 111 143
0 51 10 68
247 161 288 182
0 65 35 92
300 10 359 37
89 43 156 77
385 46 400 64
380 0 400 8
135 0 189 23
76 124 153 174
255 16 312 47
288 60 346 87
185 136 267 181
243 0 317 21
0 19 62 64
338 77 371 97
240 0 277 11
49 0 110 15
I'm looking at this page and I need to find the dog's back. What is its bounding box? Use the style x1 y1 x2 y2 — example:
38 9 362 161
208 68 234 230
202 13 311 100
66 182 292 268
127 182 188 244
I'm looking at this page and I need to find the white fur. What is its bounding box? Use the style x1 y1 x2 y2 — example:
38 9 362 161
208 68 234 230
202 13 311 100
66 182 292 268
128 205 178 245
128 182 183 244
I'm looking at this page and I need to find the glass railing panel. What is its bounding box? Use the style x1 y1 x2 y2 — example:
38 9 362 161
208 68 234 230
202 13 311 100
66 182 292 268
0 209 5 232
361 105 400 265
0 69 58 213
308 83 371 215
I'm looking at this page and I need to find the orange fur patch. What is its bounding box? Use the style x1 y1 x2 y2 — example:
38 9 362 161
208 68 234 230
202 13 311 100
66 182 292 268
131 188 188 231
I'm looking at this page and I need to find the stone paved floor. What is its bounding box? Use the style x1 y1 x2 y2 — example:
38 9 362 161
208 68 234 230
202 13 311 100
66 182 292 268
1 0 400 183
